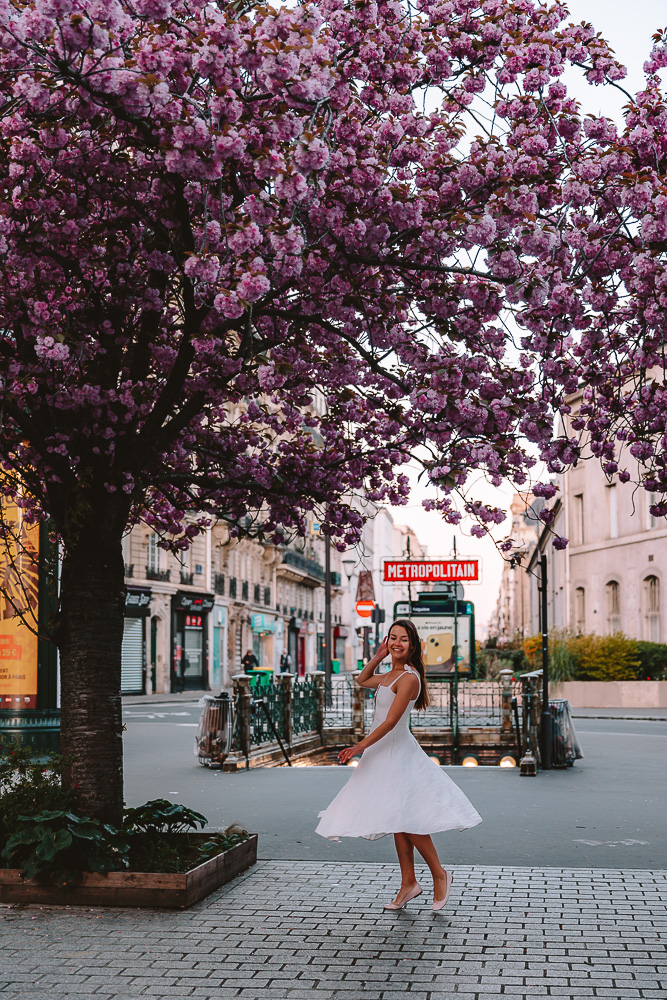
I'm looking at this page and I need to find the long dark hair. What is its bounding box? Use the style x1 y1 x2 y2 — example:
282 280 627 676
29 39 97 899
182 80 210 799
389 619 430 711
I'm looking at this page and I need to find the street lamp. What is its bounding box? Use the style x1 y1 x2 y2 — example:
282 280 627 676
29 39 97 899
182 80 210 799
342 558 356 581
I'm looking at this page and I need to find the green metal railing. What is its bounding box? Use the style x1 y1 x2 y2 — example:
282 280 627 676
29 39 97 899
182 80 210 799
0 709 61 753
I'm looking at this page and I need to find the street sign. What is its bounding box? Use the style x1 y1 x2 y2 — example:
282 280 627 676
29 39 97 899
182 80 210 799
355 599 376 618
383 559 480 583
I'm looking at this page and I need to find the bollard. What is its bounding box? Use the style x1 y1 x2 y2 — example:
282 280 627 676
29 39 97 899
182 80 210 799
231 673 252 763
277 672 294 747
499 669 513 734
313 671 325 736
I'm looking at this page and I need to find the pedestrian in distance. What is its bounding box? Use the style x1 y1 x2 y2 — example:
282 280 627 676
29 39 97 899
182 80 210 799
316 619 482 911
279 649 293 673
241 649 259 673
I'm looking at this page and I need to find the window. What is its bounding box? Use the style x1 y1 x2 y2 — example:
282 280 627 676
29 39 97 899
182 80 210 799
253 583 261 604
643 575 661 642
607 485 618 539
147 534 160 573
574 494 584 545
575 587 586 633
646 492 658 530
605 581 621 634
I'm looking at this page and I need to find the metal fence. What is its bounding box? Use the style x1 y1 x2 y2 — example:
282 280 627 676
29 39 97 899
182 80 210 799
230 672 523 758
323 675 522 730
292 675 319 736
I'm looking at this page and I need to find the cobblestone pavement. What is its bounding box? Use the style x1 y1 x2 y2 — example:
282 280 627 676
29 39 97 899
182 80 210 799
1 862 666 999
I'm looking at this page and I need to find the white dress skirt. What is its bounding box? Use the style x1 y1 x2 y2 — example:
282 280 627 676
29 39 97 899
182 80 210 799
315 665 483 841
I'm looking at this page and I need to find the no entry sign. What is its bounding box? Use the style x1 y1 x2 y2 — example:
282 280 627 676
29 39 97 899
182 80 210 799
355 600 376 618
383 559 480 583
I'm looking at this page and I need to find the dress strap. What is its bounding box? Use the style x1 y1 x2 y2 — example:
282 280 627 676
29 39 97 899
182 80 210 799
385 665 421 695
403 664 421 696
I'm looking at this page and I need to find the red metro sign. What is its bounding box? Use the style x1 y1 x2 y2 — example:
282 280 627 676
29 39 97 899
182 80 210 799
383 559 480 583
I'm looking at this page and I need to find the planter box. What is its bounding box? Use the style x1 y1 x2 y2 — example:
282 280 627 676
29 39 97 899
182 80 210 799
0 833 257 909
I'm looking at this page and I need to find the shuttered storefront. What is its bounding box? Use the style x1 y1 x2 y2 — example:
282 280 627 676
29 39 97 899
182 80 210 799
121 617 144 694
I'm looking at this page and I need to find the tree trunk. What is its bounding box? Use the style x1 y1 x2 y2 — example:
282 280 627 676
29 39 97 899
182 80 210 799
58 524 126 827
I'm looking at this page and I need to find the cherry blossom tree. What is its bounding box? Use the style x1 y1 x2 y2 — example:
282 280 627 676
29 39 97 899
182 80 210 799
0 0 663 822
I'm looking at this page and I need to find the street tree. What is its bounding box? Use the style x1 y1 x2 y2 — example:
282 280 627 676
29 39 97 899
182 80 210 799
0 0 664 823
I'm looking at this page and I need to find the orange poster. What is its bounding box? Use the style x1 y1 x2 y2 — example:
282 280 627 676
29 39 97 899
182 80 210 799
0 497 39 704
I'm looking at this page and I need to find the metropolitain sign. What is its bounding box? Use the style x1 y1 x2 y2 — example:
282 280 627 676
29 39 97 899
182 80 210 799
383 559 480 583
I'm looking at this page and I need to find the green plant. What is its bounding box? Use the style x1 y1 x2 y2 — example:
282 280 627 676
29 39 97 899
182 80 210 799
122 799 209 874
123 798 207 835
635 642 667 680
199 827 250 863
573 633 640 681
1 809 130 884
0 744 74 854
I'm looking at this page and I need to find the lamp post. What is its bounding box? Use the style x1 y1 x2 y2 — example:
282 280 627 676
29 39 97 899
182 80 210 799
539 553 552 770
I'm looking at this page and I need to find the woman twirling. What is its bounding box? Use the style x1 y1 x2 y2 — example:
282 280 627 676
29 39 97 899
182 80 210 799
316 619 482 911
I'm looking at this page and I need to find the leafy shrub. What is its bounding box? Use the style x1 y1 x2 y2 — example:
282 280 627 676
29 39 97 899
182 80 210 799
1 809 130 884
635 641 667 681
124 798 207 835
0 744 74 854
522 631 641 682
123 798 209 874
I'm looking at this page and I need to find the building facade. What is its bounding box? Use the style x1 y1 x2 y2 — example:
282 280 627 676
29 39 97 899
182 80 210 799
489 494 541 640
524 392 667 640
121 516 345 695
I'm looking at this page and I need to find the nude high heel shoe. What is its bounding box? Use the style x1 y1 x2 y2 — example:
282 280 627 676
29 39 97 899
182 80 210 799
383 884 423 910
432 871 453 912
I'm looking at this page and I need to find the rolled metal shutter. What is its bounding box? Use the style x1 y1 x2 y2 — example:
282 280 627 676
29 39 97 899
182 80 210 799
121 618 144 694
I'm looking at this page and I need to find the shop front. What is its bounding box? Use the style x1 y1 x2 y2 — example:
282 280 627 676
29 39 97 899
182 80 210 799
122 587 151 695
250 613 279 669
171 591 214 692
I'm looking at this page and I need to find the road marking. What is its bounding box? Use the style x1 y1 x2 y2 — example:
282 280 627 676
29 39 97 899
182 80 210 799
176 723 198 727
124 711 193 719
577 730 667 738
574 839 649 846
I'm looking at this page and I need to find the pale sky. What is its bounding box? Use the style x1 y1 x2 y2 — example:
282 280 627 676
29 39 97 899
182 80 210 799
390 1 665 636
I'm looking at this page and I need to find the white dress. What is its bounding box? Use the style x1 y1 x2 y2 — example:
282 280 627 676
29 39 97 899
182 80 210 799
316 665 483 841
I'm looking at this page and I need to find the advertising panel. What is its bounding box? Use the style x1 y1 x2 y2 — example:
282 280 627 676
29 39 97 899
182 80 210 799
0 498 40 705
394 599 473 676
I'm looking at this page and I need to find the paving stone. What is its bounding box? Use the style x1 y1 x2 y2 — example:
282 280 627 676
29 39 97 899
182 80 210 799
1 862 667 1000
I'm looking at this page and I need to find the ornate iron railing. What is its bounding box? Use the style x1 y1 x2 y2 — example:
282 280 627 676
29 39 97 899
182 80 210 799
248 675 287 745
292 675 319 735
323 676 355 728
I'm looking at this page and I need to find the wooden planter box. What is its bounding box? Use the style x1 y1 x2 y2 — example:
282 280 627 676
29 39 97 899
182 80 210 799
0 833 257 909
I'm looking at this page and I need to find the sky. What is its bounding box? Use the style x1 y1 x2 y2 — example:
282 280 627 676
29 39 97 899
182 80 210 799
388 0 665 636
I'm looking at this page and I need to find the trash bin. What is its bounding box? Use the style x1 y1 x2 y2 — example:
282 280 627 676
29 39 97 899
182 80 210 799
549 698 584 768
195 692 234 768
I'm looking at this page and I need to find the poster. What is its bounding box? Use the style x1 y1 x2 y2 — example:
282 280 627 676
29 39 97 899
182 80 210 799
410 614 471 676
0 498 40 705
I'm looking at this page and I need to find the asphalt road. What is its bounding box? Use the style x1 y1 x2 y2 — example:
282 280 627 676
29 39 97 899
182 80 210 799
122 704 667 869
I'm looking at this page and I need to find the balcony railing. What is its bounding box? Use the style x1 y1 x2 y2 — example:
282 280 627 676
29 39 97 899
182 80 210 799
281 548 325 582
146 567 171 582
124 563 134 579
180 571 194 586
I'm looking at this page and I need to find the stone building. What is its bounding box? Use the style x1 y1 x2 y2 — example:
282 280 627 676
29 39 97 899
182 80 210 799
121 517 344 695
488 494 541 640
525 391 667 640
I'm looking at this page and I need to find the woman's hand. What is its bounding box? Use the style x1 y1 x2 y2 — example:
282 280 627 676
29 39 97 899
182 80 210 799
375 635 389 662
338 744 363 764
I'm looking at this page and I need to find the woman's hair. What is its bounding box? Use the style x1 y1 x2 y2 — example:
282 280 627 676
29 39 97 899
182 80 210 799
389 619 430 711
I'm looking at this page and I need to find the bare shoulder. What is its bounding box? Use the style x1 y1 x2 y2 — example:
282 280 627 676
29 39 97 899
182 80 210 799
396 672 420 694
